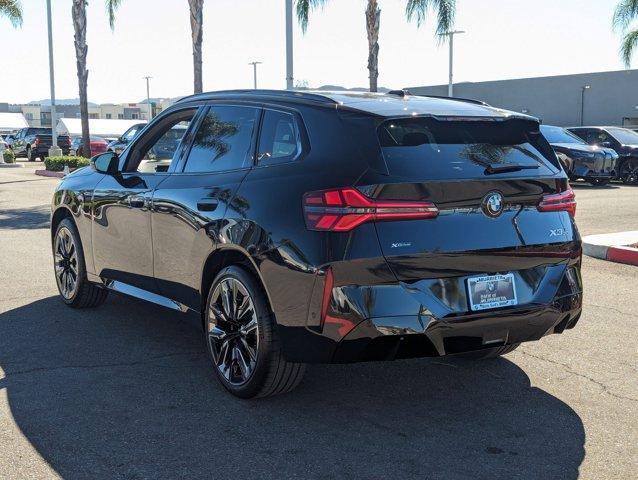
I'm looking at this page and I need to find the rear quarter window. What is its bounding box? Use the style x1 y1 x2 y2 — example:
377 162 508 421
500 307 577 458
257 110 301 166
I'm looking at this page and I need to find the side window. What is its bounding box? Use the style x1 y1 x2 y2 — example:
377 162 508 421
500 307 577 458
126 109 196 173
257 110 300 165
183 105 259 173
585 130 607 145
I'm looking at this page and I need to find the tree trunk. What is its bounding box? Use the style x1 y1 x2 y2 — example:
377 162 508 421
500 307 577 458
365 0 380 93
189 0 204 94
72 0 90 158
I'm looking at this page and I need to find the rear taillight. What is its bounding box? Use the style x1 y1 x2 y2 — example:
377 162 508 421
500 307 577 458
66 137 71 146
538 188 576 217
303 187 439 232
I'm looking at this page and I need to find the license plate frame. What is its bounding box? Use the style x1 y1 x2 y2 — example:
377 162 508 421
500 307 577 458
467 273 518 312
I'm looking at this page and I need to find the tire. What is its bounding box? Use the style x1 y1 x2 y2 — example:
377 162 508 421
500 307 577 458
204 265 305 398
456 343 520 360
618 158 638 184
53 218 108 308
27 146 34 162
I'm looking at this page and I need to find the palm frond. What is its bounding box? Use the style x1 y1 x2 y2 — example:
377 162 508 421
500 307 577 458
621 28 638 66
0 0 23 27
405 0 456 44
613 0 638 31
105 0 123 30
295 0 328 34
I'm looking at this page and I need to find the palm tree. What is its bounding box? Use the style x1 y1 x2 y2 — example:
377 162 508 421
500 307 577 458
72 0 91 158
106 0 205 94
295 0 456 92
0 0 23 27
613 0 638 66
189 0 204 93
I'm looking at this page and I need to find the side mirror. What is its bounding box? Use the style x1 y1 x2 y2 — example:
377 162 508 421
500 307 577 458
600 141 612 148
119 136 127 143
91 152 119 175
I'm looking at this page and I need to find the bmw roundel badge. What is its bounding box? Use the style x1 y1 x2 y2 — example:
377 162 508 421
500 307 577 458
482 192 504 218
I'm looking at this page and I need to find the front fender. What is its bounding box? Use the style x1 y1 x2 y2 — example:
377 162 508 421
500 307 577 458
52 170 106 275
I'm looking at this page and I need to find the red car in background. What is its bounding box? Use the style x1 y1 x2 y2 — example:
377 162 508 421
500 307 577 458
70 136 109 157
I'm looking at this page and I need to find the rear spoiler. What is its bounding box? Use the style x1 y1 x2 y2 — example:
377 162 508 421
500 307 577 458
419 94 490 107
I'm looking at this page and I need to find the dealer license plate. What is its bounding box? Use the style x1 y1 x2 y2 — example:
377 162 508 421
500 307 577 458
467 273 518 311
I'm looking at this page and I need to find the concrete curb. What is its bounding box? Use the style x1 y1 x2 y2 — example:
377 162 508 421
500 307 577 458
35 169 65 178
0 163 24 168
582 231 638 267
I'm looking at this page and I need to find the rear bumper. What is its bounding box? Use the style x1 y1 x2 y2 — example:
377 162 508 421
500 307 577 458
332 296 582 362
35 146 70 156
278 256 583 363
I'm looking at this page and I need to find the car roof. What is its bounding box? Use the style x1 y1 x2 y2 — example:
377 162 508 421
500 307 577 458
568 126 629 130
176 89 535 121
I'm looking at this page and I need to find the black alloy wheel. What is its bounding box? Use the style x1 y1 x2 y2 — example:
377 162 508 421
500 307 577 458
205 266 305 398
53 218 108 308
619 159 638 184
54 225 79 300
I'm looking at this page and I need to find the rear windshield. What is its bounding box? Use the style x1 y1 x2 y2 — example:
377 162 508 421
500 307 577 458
378 118 558 179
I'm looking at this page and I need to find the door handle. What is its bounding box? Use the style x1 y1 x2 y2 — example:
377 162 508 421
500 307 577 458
197 198 218 212
127 195 147 208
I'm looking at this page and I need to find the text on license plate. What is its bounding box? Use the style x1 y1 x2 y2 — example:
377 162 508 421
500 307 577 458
467 273 518 311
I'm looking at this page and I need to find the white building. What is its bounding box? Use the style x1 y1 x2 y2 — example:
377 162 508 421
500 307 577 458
56 118 147 139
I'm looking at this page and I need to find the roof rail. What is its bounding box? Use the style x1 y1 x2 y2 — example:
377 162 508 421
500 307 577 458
417 94 490 106
175 89 337 106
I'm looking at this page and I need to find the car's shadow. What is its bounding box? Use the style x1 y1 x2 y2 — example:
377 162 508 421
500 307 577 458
570 181 619 190
0 204 50 230
0 295 585 480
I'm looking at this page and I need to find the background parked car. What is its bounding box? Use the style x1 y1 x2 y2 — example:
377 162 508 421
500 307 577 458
70 136 109 157
540 125 618 186
107 123 145 155
12 127 71 161
568 126 638 184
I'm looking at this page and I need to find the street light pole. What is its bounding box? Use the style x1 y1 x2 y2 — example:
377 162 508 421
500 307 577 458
249 61 262 89
580 85 591 126
46 0 60 156
143 76 153 120
440 30 465 98
285 0 294 89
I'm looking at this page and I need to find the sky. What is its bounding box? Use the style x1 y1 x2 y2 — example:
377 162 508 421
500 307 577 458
0 0 630 104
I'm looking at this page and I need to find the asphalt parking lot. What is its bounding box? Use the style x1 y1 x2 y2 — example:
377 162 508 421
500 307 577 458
0 164 636 480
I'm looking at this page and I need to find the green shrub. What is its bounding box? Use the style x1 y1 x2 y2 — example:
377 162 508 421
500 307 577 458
44 156 90 172
3 149 15 163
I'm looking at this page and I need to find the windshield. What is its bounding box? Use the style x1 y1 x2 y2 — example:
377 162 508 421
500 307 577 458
541 125 585 144
378 118 557 179
607 127 638 145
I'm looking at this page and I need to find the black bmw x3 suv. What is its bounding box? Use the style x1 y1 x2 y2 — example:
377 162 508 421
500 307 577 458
50 90 583 398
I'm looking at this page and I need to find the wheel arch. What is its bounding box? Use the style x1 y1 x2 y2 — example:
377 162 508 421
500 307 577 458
200 247 272 317
50 206 74 241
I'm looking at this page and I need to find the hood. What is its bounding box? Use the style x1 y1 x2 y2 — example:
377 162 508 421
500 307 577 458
550 143 606 158
550 143 598 153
